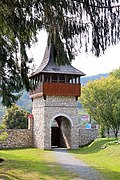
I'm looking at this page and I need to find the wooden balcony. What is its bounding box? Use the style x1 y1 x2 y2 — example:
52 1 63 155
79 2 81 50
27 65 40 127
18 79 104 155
30 82 81 98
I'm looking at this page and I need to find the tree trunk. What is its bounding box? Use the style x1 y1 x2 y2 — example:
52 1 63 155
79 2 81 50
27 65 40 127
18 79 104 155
114 130 118 139
106 127 110 139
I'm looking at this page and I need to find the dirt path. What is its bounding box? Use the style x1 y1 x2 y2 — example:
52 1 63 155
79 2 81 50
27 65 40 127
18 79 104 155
53 148 105 180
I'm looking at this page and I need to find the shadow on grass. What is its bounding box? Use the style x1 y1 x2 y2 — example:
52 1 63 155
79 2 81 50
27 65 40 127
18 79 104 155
99 169 120 180
0 172 23 180
90 165 120 180
0 147 120 180
0 149 75 180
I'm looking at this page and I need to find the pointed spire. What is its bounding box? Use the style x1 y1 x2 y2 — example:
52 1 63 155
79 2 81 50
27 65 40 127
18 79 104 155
30 43 85 77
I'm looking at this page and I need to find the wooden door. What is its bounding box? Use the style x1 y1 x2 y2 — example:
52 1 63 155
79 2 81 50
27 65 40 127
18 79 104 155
51 127 60 147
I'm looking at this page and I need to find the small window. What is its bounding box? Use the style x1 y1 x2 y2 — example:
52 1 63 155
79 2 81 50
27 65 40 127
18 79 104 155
68 75 73 83
76 77 80 84
38 74 42 83
59 74 65 83
44 74 50 82
52 74 58 82
73 78 76 84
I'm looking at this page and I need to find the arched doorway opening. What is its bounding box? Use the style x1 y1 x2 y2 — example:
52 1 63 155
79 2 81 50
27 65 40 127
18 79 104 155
51 116 71 148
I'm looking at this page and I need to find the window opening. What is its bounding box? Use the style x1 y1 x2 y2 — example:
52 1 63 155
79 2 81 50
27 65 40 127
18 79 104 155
59 74 65 83
52 74 58 82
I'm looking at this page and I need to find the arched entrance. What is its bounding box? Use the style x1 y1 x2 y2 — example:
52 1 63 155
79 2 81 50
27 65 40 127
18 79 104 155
51 116 71 148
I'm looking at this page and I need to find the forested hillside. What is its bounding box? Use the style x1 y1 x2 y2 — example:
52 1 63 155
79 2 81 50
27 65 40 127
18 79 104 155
16 90 32 113
81 73 108 85
0 73 108 124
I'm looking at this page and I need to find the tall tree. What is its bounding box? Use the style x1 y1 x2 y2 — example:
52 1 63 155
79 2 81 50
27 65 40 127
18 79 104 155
0 0 120 106
80 76 120 138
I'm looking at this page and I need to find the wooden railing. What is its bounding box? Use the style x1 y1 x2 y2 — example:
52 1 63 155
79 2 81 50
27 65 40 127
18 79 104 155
30 82 81 98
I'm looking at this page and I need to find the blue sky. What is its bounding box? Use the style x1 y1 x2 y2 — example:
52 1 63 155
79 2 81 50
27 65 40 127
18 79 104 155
28 31 120 76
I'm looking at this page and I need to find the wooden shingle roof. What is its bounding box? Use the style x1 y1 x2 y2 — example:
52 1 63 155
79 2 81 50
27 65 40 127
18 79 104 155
30 45 85 77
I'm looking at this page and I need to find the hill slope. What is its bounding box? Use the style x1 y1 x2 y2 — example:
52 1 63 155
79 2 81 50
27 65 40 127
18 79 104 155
81 73 108 85
71 138 120 180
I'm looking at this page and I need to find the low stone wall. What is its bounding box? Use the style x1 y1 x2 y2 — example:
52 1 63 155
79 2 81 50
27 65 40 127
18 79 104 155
0 128 99 149
79 128 98 147
0 129 33 149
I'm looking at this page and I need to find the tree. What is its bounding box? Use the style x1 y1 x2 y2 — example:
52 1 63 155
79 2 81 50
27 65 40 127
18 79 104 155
0 1 120 106
2 104 29 129
110 67 120 79
80 76 120 138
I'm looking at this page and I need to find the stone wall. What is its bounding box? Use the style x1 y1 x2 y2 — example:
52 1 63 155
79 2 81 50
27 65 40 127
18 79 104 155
0 129 33 149
0 128 98 149
78 128 98 147
0 108 99 150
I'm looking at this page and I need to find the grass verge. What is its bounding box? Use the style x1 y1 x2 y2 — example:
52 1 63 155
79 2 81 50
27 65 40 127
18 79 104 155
0 148 76 180
70 138 120 180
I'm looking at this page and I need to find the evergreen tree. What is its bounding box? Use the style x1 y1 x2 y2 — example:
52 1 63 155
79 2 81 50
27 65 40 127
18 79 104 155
0 1 120 106
2 104 29 129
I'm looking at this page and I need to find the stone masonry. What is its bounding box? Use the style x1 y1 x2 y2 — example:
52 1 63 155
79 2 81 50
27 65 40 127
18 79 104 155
32 95 79 149
0 125 98 149
0 103 99 150
0 129 32 149
79 128 98 147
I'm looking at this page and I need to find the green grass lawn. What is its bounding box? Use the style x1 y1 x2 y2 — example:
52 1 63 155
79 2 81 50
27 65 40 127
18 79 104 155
0 139 120 180
0 148 76 180
70 138 120 180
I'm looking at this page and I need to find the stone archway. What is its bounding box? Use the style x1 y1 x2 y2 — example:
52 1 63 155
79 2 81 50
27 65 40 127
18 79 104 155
32 96 79 149
51 116 71 148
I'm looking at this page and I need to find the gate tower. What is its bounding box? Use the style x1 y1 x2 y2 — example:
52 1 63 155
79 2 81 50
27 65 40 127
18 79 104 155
29 44 85 149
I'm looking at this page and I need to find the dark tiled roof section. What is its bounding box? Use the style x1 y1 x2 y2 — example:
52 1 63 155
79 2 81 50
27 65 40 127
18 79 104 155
30 45 85 77
30 45 51 76
42 62 85 76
